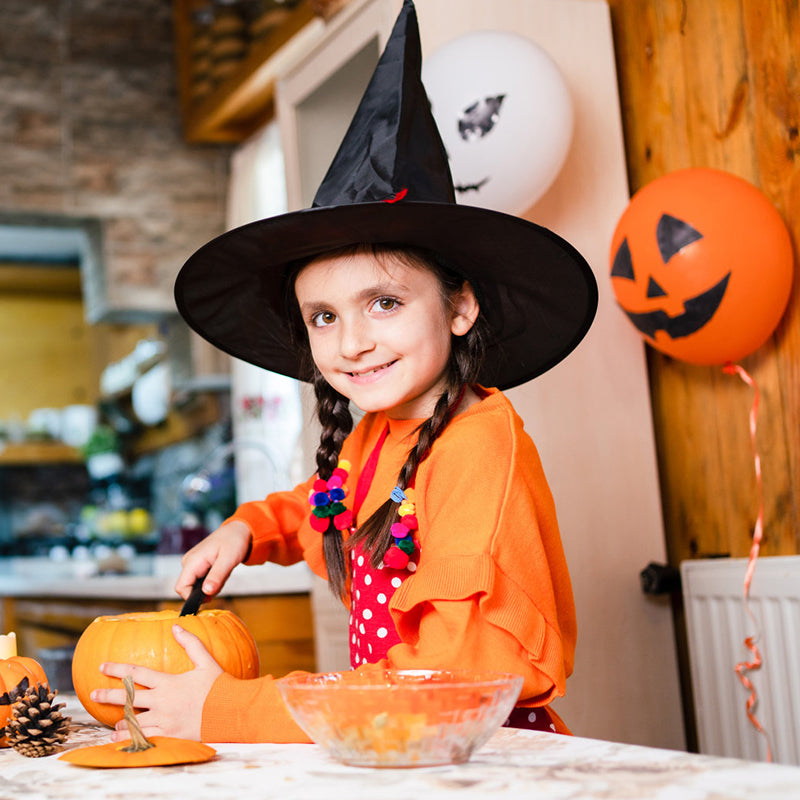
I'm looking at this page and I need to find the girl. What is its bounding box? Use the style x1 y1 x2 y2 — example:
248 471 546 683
92 0 597 743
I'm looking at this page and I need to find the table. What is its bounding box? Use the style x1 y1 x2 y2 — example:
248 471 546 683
2 696 799 800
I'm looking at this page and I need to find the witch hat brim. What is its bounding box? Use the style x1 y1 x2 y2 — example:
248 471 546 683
174 0 597 390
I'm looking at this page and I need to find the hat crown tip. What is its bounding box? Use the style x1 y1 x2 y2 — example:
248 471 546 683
311 0 454 210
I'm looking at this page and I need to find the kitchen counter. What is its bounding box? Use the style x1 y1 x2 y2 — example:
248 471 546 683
0 555 312 599
2 696 800 800
1 556 318 681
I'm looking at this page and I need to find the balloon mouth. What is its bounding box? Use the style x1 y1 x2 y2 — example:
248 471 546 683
620 271 731 340
454 176 490 195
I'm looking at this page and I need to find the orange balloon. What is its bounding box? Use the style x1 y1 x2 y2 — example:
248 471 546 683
609 168 793 364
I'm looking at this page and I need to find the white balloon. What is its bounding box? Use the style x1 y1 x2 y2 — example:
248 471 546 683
422 30 574 215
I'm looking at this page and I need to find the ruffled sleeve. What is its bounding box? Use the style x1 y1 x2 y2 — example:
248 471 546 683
382 393 576 705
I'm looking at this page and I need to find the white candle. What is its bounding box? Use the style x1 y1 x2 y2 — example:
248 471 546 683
0 632 18 659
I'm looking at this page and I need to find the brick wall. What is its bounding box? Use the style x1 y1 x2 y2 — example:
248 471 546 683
0 0 232 318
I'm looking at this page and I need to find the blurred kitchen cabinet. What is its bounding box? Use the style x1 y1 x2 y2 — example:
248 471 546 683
0 443 82 466
173 0 320 143
1 597 149 655
2 592 315 680
171 0 396 145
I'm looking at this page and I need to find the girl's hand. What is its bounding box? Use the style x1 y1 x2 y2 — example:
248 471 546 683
91 625 223 742
175 520 252 599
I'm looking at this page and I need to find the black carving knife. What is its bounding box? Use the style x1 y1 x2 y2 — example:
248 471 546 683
179 572 208 616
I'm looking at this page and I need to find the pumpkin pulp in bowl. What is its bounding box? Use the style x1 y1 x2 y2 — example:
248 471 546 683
277 669 523 767
72 609 259 727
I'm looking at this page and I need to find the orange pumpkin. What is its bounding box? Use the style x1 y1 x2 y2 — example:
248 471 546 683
71 609 260 727
0 656 49 747
610 168 793 365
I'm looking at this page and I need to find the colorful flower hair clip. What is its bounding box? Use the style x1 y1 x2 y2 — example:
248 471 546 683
384 485 418 569
309 459 353 533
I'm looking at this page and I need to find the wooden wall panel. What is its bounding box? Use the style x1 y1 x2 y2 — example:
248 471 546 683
608 0 800 564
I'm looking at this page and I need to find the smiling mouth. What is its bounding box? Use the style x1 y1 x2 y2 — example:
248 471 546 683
347 360 397 378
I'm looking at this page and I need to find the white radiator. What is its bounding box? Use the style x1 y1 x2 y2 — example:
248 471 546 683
681 556 800 765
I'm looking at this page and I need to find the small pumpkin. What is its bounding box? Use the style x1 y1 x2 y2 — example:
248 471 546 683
0 637 49 747
60 676 216 768
71 609 259 727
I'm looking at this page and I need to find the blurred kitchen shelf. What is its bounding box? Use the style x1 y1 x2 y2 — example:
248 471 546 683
0 442 82 465
173 0 322 143
128 392 224 457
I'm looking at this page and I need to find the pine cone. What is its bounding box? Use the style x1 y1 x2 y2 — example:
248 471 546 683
3 683 71 757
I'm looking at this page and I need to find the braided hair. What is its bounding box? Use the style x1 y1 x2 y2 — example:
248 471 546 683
310 371 354 595
289 244 487 598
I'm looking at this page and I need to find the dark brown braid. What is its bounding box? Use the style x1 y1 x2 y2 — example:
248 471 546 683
289 243 487 599
312 370 353 598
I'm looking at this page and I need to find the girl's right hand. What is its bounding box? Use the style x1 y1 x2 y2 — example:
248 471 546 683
174 520 252 599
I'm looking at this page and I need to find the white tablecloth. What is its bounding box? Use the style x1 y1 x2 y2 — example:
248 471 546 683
1 696 799 800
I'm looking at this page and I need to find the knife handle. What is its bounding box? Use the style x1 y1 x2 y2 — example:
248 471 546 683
179 573 208 616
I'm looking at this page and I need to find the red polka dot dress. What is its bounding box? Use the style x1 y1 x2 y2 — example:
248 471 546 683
349 541 419 667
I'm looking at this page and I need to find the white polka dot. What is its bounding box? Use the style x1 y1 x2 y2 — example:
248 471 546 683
391 577 402 588
377 561 385 569
376 627 388 638
527 711 537 723
359 623 365 634
549 724 556 732
357 555 364 566
368 643 373 654
351 633 356 643
351 550 356 560
364 574 372 585
355 589 361 600
407 562 417 572
377 593 387 604
363 609 373 620
362 656 367 664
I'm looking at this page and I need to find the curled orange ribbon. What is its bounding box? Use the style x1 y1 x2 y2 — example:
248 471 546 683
723 361 772 762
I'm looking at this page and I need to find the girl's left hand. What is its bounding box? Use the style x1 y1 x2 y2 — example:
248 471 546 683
90 624 223 742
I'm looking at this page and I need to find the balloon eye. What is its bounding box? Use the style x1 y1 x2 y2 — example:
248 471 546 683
656 214 703 263
646 277 667 298
458 94 506 140
610 238 635 281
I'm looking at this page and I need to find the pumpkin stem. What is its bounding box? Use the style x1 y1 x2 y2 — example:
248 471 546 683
119 675 155 753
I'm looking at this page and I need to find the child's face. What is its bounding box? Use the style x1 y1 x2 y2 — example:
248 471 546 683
295 251 477 419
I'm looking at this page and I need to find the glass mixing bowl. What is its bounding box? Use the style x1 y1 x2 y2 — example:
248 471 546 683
276 669 523 768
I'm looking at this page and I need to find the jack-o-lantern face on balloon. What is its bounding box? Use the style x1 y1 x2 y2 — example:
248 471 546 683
610 168 793 365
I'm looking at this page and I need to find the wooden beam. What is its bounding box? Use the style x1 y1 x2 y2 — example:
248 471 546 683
175 0 322 143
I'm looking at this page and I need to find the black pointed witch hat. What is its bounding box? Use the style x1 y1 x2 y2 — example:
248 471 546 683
174 0 597 390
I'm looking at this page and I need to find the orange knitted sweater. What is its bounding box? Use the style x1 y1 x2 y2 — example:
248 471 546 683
200 387 576 742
